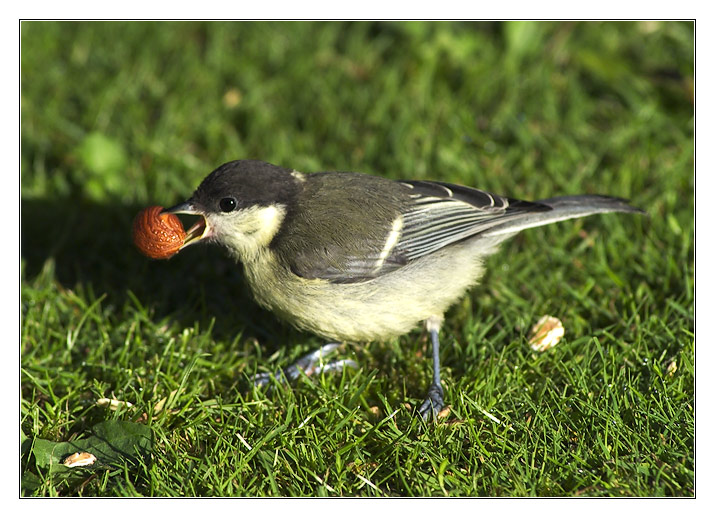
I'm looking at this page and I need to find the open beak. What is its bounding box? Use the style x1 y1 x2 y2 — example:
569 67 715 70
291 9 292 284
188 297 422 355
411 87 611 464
162 201 210 249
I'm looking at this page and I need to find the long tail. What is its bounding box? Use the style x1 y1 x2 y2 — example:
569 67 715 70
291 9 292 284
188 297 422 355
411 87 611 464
483 195 645 237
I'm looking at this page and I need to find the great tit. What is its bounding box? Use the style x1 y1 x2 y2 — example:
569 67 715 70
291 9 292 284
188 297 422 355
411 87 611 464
164 159 643 420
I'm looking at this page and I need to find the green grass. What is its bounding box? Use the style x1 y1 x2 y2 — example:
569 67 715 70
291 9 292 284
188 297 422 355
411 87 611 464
21 21 694 496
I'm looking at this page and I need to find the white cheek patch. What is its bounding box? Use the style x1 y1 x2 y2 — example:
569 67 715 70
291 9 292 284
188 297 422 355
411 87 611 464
244 205 284 239
210 204 286 259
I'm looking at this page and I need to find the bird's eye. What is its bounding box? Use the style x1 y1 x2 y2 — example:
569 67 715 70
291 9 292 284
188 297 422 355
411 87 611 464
219 197 237 213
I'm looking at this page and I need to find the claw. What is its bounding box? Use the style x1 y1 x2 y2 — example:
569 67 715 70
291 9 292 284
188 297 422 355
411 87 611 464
418 382 445 421
253 342 355 388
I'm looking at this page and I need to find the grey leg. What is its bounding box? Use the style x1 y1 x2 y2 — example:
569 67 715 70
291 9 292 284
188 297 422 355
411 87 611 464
253 342 357 387
418 320 445 421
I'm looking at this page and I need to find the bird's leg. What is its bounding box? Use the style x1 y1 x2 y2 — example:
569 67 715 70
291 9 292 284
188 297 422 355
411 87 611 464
253 342 357 388
418 316 445 421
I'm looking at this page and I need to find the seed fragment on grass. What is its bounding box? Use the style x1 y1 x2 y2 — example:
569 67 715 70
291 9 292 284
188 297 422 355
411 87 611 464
528 315 565 352
97 398 134 411
62 452 97 468
667 360 678 376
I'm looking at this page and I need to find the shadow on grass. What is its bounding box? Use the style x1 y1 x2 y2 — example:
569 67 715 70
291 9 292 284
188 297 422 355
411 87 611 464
20 196 302 348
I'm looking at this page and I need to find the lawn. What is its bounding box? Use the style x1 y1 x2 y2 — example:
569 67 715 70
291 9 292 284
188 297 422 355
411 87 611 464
20 21 694 496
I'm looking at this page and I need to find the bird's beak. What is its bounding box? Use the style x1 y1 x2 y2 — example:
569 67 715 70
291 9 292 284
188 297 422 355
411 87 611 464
162 201 211 249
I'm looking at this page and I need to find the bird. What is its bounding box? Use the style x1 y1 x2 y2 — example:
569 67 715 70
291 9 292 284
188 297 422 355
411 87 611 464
163 159 644 420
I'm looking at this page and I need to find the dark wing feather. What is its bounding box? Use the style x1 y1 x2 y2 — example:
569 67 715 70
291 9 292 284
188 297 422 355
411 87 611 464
281 176 550 283
273 172 410 282
288 245 408 283
394 181 550 261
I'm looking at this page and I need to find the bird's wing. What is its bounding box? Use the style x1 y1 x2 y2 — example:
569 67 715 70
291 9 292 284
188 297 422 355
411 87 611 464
283 178 550 284
394 181 550 261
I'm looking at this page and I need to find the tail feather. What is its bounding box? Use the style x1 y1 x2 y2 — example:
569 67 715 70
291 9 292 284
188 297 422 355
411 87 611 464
483 195 644 237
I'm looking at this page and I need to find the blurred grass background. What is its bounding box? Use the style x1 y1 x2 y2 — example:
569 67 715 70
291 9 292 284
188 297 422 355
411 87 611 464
21 21 693 496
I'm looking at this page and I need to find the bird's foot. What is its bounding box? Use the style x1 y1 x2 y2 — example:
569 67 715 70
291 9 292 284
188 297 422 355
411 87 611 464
418 383 445 421
253 342 357 388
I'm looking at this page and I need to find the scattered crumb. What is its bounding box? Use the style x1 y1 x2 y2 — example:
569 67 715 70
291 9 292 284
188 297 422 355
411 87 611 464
223 88 242 108
63 452 97 468
97 398 133 411
528 315 565 352
666 360 678 376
